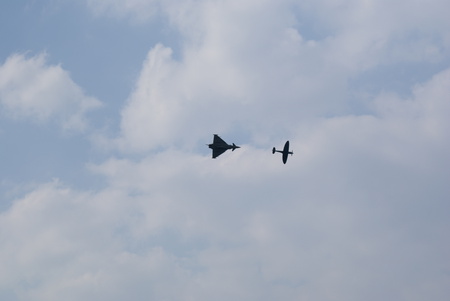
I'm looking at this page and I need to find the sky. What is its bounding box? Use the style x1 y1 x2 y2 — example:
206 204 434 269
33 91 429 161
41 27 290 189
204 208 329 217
1 0 449 300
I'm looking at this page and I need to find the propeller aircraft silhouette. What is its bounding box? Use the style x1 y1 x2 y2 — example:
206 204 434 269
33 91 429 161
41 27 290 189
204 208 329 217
272 140 293 164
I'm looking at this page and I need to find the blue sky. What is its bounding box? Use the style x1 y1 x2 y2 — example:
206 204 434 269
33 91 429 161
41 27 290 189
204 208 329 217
1 1 450 300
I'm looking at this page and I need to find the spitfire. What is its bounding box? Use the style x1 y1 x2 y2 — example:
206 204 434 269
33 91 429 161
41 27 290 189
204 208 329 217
272 141 293 164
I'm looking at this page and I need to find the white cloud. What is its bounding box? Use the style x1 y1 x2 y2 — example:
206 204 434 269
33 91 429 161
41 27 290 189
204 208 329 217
0 180 192 301
106 67 450 300
87 0 450 70
114 44 184 152
372 68 450 145
3 75 450 298
2 0 450 300
108 0 450 154
0 53 102 131
295 0 450 67
111 2 341 153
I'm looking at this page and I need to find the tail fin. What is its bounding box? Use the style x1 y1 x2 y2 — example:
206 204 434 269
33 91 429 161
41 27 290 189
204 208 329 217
272 147 276 154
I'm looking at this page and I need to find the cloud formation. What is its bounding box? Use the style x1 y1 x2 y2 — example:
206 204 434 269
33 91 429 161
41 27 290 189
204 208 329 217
110 0 450 153
1 0 450 300
0 53 102 131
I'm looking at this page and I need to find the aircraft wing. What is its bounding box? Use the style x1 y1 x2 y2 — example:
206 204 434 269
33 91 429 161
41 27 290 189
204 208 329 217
282 152 288 164
212 148 227 158
213 134 228 147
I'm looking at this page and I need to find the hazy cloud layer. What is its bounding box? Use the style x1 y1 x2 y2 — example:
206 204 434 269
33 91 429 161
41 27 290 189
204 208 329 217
0 53 102 131
1 0 450 300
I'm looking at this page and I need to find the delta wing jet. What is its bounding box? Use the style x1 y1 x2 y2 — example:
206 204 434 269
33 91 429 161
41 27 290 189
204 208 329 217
208 134 240 159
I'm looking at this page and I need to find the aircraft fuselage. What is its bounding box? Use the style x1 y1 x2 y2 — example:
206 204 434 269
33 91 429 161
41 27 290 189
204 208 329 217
208 134 240 158
272 140 293 164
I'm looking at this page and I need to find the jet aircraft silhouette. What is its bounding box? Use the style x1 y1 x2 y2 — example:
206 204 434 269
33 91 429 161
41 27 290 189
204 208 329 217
208 134 240 158
272 140 293 164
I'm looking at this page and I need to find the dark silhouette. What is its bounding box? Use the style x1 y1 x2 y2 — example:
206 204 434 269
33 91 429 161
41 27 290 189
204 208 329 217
208 134 240 158
272 141 293 164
